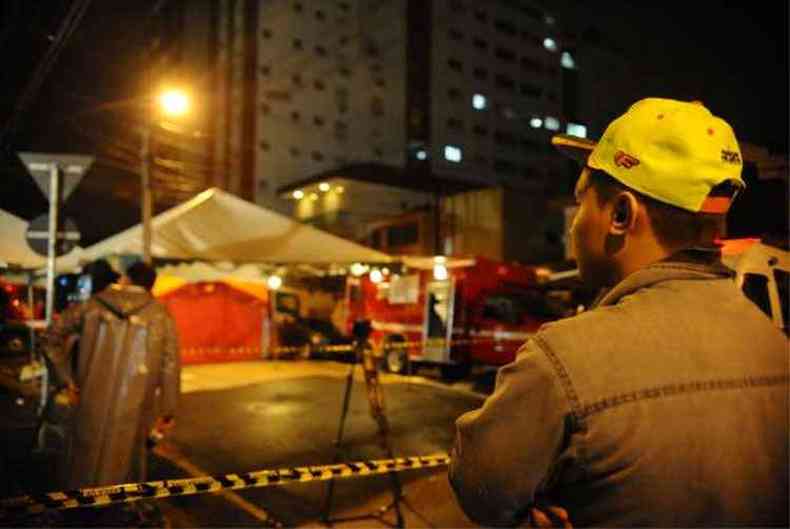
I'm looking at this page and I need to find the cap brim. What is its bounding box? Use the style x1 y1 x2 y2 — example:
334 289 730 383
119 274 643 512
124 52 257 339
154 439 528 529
551 134 596 164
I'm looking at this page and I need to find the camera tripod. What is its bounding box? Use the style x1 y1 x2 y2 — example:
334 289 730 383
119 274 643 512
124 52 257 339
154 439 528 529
320 338 431 528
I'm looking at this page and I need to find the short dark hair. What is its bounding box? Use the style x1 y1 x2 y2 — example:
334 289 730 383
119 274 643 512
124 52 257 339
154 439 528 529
586 168 733 249
126 262 157 291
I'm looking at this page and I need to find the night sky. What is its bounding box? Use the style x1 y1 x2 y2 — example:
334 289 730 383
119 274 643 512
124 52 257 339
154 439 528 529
0 1 787 245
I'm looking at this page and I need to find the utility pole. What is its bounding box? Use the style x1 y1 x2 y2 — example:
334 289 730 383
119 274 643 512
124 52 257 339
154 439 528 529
141 125 152 264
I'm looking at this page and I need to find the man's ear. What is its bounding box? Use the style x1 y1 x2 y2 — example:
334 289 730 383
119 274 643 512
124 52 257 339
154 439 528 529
609 192 639 235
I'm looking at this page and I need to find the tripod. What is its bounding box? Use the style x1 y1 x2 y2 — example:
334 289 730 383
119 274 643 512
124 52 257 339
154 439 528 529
321 330 430 528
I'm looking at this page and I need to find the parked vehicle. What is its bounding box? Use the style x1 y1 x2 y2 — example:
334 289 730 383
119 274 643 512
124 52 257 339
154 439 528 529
722 238 789 335
342 256 578 379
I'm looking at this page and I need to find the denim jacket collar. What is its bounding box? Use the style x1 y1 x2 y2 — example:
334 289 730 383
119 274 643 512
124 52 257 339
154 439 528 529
596 248 735 308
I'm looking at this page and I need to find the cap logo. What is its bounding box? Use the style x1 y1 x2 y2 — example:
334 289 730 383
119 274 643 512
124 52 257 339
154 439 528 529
721 150 741 164
614 150 640 169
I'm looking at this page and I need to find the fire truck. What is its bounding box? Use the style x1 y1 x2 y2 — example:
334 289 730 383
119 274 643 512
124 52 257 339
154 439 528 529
342 256 578 379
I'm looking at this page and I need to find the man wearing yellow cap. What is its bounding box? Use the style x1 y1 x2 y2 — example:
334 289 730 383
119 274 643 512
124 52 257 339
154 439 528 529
449 98 788 527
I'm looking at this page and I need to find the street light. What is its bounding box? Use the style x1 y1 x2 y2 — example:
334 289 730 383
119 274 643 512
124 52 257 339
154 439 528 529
141 88 191 263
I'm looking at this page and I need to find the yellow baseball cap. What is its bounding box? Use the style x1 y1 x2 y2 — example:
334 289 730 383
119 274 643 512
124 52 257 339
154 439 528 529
552 98 745 213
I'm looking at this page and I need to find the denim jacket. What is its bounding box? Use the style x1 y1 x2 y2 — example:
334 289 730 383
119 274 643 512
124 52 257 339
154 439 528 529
449 253 789 527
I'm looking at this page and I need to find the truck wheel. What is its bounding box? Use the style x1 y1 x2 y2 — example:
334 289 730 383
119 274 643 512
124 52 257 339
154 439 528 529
440 363 470 381
383 336 409 374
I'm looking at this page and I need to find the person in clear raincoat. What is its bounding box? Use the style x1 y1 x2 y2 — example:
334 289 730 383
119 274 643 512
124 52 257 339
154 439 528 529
45 261 180 490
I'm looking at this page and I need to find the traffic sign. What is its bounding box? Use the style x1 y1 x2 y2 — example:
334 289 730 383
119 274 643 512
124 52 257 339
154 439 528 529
25 214 80 257
18 152 93 201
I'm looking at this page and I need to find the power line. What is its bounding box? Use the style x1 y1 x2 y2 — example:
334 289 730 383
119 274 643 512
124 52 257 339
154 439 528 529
0 0 93 148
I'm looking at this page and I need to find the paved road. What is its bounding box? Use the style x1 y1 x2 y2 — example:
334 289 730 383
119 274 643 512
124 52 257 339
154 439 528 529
1 360 492 527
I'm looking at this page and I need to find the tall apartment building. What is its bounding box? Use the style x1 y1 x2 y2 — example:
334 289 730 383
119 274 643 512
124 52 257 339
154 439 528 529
174 0 584 263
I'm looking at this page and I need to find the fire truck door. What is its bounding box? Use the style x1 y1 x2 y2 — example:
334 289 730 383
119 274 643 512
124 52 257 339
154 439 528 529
422 280 454 362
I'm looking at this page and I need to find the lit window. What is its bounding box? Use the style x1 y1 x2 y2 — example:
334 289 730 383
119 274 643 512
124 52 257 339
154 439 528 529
566 123 587 138
472 93 487 110
444 145 462 163
561 51 575 69
544 116 560 130
529 117 543 128
543 37 558 52
416 149 428 160
544 15 555 25
318 182 330 192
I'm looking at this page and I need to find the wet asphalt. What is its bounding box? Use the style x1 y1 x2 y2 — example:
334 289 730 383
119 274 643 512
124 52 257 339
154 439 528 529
1 359 495 527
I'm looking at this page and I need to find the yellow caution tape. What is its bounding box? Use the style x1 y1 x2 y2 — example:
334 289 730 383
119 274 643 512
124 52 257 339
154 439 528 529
0 454 450 521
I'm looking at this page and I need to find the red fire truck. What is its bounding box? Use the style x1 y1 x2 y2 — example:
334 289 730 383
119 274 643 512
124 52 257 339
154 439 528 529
342 256 578 379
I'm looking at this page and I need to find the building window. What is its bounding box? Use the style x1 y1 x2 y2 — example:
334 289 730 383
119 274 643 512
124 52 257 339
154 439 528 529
415 149 428 160
314 79 325 91
561 51 575 69
444 145 463 163
373 147 383 158
315 45 327 57
447 87 462 100
259 141 271 151
338 66 352 78
260 65 271 76
566 123 587 138
448 58 463 72
448 28 464 41
543 37 558 52
495 74 515 91
494 158 518 176
292 38 303 50
472 38 488 51
314 115 325 126
529 117 543 128
472 67 488 80
447 117 464 130
472 93 487 110
260 103 271 115
374 78 386 88
520 56 543 73
311 151 324 161
474 9 487 22
338 2 351 13
544 116 560 130
261 28 272 39
522 137 541 150
291 111 301 122
521 83 542 98
473 124 488 136
494 19 517 36
293 2 303 12
289 147 301 157
292 74 302 86
316 9 325 20
494 130 517 146
339 35 349 46
494 47 516 63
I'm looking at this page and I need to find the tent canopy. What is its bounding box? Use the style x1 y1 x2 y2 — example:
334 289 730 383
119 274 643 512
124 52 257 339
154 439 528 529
53 187 391 272
0 209 83 270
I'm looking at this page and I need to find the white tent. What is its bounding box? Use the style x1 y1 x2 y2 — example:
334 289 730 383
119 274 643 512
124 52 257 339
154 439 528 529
53 187 391 272
0 209 80 270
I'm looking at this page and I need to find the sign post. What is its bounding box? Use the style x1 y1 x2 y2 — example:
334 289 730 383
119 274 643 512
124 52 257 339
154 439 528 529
19 152 92 413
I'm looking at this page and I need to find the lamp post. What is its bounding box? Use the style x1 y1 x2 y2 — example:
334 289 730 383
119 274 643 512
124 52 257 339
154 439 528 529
140 88 191 263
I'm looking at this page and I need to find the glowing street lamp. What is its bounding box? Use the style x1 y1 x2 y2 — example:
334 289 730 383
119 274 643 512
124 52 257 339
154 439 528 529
158 89 190 117
141 87 193 263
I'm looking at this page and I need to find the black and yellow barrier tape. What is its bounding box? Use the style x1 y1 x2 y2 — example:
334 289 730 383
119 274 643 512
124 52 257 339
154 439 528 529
0 453 450 520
